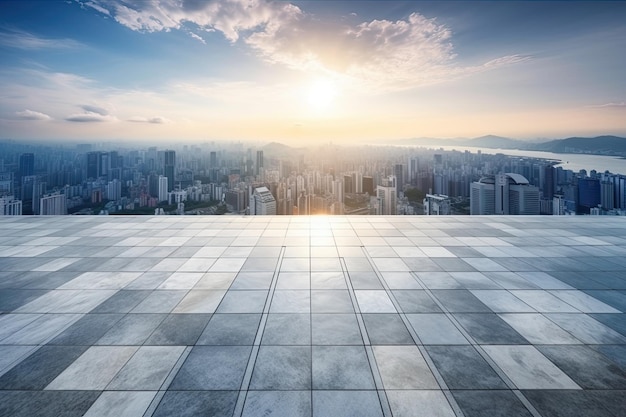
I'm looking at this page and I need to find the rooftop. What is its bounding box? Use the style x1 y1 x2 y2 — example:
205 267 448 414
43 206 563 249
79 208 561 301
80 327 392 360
0 215 625 417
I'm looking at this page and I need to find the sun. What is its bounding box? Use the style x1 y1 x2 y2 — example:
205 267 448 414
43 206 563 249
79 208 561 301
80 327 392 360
306 78 337 111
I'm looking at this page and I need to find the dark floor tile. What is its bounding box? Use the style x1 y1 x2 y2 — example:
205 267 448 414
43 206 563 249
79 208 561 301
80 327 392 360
242 391 311 417
250 346 311 390
431 290 491 313
584 290 626 312
392 290 442 313
581 272 626 289
312 346 375 389
549 272 609 289
152 391 237 417
170 346 251 390
312 390 383 417
19 272 82 289
452 390 533 417
262 314 310 345
537 345 626 389
402 258 443 272
523 390 615 417
0 289 48 312
90 290 151 313
591 345 626 369
47 314 124 345
589 390 626 417
426 345 507 389
454 313 528 344
96 313 166 345
0 390 100 417
590 314 626 337
362 314 414 345
145 313 212 345
492 258 537 272
196 314 261 345
432 258 477 272
0 345 87 390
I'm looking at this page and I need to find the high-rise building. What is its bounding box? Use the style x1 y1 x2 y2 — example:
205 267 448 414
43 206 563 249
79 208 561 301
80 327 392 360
423 194 451 215
362 176 374 195
19 153 34 179
470 173 539 215
256 150 264 176
39 192 66 215
343 175 353 194
376 177 396 215
250 186 276 215
577 177 601 214
394 164 403 194
158 175 168 202
0 196 22 215
164 150 176 192
107 179 122 201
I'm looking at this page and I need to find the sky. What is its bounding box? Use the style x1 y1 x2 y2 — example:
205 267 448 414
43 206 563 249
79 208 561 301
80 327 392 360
1 0 625 144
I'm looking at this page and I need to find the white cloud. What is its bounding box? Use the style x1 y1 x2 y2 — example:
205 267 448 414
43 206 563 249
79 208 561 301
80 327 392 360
80 104 110 115
15 109 52 121
0 29 83 49
586 102 626 108
189 32 206 44
66 112 117 122
84 1 529 92
128 116 171 124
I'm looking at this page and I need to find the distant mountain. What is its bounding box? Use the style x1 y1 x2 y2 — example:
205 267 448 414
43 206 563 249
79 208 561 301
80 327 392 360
528 136 626 155
465 135 527 149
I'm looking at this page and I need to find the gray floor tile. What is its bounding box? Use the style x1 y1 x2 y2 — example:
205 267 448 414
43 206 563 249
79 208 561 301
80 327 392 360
145 313 211 345
217 290 268 313
0 345 87 390
172 290 225 313
591 344 626 369
348 272 383 289
230 272 274 289
107 346 185 390
454 313 529 344
387 390 456 417
130 290 187 313
373 345 438 389
197 313 261 345
470 290 535 312
523 390 616 417
311 290 354 313
83 391 156 417
310 272 347 289
47 313 124 345
152 391 238 417
431 289 492 312
270 290 310 313
313 390 383 417
1 313 81 345
242 391 311 417
426 345 507 389
46 346 138 390
546 313 626 344
354 290 396 313
89 290 151 313
452 390 533 417
498 313 580 344
392 290 442 313
583 290 626 312
312 345 375 389
311 314 363 345
0 289 48 312
0 390 100 417
96 314 166 345
170 346 251 390
362 314 414 344
537 345 626 389
250 346 311 390
406 313 468 344
262 314 311 345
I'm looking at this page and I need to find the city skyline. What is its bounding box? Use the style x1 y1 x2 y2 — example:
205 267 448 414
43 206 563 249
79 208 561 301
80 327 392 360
1 1 625 143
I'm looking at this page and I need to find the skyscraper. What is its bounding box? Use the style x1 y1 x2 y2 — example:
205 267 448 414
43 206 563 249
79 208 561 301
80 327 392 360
250 186 276 215
164 150 175 192
39 192 67 215
158 175 168 202
470 173 539 215
19 153 34 179
256 150 264 176
376 176 397 215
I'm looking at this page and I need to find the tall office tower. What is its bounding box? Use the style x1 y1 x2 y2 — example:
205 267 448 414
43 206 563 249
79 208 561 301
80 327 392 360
601 179 615 210
210 151 217 168
333 179 344 206
362 176 374 195
408 157 419 185
553 195 565 215
250 186 276 215
39 192 67 215
107 179 122 201
394 164 403 194
543 165 555 199
86 151 100 179
158 175 168 202
19 153 34 179
0 172 13 196
577 177 601 214
148 173 159 197
471 173 539 215
343 175 353 194
376 180 397 215
423 194 451 215
0 196 22 215
164 150 175 192
256 150 264 176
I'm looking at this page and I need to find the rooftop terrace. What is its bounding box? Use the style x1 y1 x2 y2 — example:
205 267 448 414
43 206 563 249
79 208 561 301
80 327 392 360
0 215 625 417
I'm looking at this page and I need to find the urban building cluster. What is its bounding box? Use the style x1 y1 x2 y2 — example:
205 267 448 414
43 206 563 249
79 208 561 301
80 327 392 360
0 140 624 216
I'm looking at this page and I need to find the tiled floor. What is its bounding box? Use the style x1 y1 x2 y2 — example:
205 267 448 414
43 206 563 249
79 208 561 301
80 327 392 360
0 215 625 417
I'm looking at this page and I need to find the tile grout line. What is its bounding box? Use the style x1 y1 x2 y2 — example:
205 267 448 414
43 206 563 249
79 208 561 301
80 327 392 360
143 345 193 417
232 245 286 417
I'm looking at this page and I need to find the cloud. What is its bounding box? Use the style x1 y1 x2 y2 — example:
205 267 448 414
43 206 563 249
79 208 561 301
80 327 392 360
15 109 52 120
189 32 206 44
0 28 83 49
586 102 626 109
80 104 110 115
83 0 529 92
128 116 170 124
65 112 117 122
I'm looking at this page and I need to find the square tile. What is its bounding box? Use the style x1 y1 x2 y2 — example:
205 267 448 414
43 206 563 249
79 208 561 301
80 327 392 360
170 346 251 390
312 346 375 389
250 346 311 390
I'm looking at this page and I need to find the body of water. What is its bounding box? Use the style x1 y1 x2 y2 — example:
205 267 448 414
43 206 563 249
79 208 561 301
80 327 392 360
436 146 626 175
